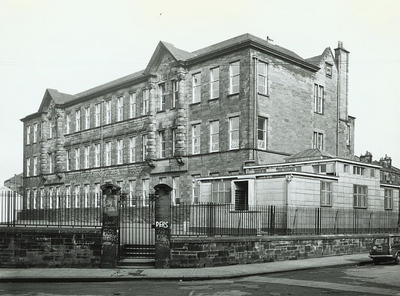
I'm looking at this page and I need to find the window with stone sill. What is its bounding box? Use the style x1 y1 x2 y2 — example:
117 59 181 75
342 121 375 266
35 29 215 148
257 61 268 95
142 90 149 115
26 126 31 145
192 124 201 154
209 120 219 152
192 72 201 104
353 185 368 208
75 110 81 132
117 97 124 122
384 188 393 210
320 181 332 206
229 116 239 150
229 61 240 94
158 83 166 112
210 67 219 100
313 84 324 114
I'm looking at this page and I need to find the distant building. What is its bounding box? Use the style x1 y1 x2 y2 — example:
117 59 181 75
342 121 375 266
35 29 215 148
21 34 354 208
4 173 23 195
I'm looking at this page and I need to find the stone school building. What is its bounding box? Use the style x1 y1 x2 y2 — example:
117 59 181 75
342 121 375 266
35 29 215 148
22 33 355 206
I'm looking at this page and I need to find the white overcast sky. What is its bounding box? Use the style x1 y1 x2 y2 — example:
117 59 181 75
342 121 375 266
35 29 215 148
0 0 399 184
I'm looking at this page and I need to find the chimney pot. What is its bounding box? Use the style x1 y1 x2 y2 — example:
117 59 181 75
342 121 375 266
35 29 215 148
338 41 343 48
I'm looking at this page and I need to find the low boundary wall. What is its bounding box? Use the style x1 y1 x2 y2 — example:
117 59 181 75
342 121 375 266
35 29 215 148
0 227 101 268
170 233 390 268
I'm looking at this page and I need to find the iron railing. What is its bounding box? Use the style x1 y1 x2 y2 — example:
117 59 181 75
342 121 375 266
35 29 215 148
0 190 103 228
170 203 400 237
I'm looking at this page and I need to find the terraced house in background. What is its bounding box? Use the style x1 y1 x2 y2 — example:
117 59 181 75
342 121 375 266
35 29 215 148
21 33 356 207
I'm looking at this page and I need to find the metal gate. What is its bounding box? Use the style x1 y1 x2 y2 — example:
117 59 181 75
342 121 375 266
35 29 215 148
119 195 155 258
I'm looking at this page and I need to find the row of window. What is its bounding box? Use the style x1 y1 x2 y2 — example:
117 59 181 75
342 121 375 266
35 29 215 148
321 183 394 210
24 176 185 210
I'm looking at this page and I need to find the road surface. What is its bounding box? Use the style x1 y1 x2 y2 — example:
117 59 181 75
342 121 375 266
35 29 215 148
1 263 400 295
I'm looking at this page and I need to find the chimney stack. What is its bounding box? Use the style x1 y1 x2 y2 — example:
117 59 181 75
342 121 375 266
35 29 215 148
360 151 372 164
335 41 349 121
380 155 392 168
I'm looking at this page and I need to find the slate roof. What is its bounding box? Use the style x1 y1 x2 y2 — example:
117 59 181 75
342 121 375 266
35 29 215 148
191 33 305 61
29 33 323 114
160 41 194 61
46 88 75 105
74 69 146 100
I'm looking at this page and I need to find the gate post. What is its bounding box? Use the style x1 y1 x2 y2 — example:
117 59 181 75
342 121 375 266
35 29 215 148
100 183 121 268
154 183 172 269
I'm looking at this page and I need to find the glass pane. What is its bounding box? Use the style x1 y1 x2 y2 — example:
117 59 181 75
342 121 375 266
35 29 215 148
230 62 240 76
230 117 239 130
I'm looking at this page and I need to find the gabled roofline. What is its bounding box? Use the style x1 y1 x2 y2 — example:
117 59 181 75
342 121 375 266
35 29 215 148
20 112 43 122
62 72 152 108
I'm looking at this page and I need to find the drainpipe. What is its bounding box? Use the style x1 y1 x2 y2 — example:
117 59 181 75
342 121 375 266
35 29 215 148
252 54 258 162
285 174 293 234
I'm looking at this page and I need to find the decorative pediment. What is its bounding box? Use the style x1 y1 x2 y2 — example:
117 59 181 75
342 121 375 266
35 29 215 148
144 41 193 75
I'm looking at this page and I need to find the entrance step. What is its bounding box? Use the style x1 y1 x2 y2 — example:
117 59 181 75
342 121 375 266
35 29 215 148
117 258 155 269
120 244 155 258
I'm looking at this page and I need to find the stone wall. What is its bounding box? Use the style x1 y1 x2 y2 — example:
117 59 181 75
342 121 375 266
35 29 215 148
0 228 101 268
170 234 383 268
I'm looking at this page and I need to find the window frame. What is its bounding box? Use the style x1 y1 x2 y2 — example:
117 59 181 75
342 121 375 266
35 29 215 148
129 93 136 119
192 72 201 103
66 114 71 134
209 67 220 100
384 188 393 210
26 158 30 177
105 100 112 124
142 134 148 161
26 126 31 145
95 103 101 127
313 131 324 151
84 146 90 169
142 89 149 115
209 120 219 152
94 144 100 167
33 156 38 176
33 123 38 143
159 131 166 158
129 136 136 163
117 96 124 122
105 142 111 166
117 139 123 164
320 181 332 207
257 116 267 150
84 106 90 129
192 123 201 155
229 116 240 150
75 148 80 170
313 84 324 114
229 61 240 94
353 184 368 209
257 61 268 95
158 83 166 111
75 109 81 132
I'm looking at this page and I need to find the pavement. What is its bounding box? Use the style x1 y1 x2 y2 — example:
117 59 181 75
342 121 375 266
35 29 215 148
0 253 371 282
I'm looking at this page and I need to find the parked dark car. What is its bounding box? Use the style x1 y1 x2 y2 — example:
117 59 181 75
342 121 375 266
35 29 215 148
369 235 400 264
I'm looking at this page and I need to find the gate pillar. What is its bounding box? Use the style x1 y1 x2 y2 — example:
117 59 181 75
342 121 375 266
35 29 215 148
100 183 121 268
154 183 172 268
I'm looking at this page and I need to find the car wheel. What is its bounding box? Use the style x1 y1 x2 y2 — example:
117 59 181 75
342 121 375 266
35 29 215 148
373 259 379 265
